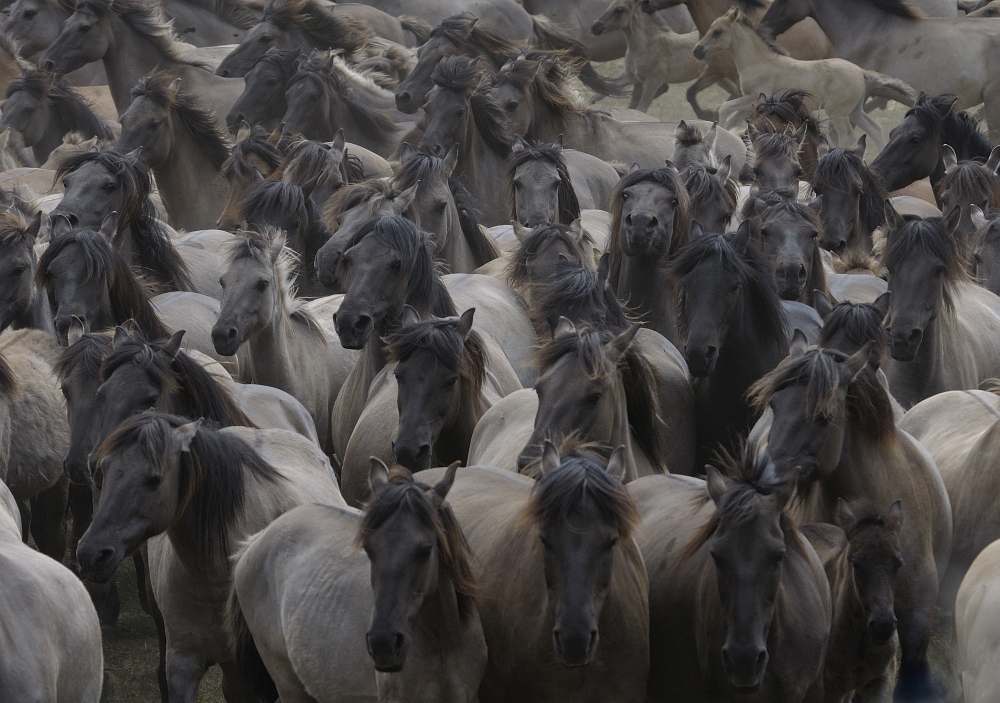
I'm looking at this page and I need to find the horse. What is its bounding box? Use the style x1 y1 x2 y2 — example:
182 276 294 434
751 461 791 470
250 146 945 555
39 0 245 117
282 50 403 158
745 198 828 305
870 93 994 193
504 221 600 304
589 0 702 113
484 51 749 171
77 410 343 702
417 56 513 227
212 227 347 453
606 163 691 346
684 162 738 235
393 145 500 274
972 205 1000 294
417 441 650 702
750 90 823 182
811 135 885 258
218 122 284 231
759 0 1000 142
160 0 259 47
881 204 1000 407
629 446 831 702
277 132 366 211
228 460 486 703
939 145 1000 253
225 46 300 132
671 223 789 468
750 340 953 701
745 124 808 198
0 211 52 334
0 68 116 165
0 480 104 703
671 120 717 171
956 538 1000 703
338 308 519 506
3 0 75 58
801 500 904 703
506 136 620 225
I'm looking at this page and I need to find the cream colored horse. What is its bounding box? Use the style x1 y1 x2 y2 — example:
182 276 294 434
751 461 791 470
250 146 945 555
0 480 104 702
956 537 1000 703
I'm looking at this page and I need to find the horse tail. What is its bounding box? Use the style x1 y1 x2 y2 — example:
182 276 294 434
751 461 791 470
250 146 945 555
863 71 919 109
225 564 279 702
530 15 628 97
399 16 432 45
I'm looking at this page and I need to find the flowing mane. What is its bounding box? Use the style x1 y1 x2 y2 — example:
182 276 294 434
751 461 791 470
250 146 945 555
393 148 501 266
528 259 631 335
812 146 888 234
683 165 738 225
357 467 477 620
505 222 597 289
222 125 283 182
261 0 372 56
278 137 365 189
0 207 39 250
323 179 418 229
753 90 821 134
907 94 993 162
817 298 890 359
94 411 282 567
533 324 667 469
506 140 581 225
0 350 16 396
55 333 113 383
241 179 318 234
76 0 210 67
35 228 171 339
882 214 971 310
428 11 523 69
54 149 192 291
131 70 232 170
100 327 254 427
6 69 117 142
433 56 514 159
184 0 261 29
0 31 31 72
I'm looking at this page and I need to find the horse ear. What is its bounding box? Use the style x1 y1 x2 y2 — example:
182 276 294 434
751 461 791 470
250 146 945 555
166 78 182 101
725 5 739 19
715 154 732 184
442 143 460 177
756 92 768 108
395 183 418 213
789 328 809 358
606 445 626 482
746 120 760 142
456 307 475 339
24 211 42 242
706 466 729 505
252 167 266 183
704 122 718 152
942 204 962 234
267 122 284 147
854 133 867 159
124 146 143 162
883 200 903 231
568 218 584 238
605 323 640 363
552 134 564 152
173 419 201 453
554 316 576 338
971 204 989 231
368 456 390 495
331 129 346 153
400 304 421 328
808 194 822 213
511 220 530 241
300 173 322 200
812 290 834 320
163 329 185 357
842 340 877 382
887 499 904 531
540 439 561 475
237 121 251 143
399 141 413 160
50 213 74 237
112 325 130 350
942 144 958 174
689 220 707 240
432 460 461 502
512 135 528 153
269 233 284 261
100 211 117 239
987 146 1000 174
816 134 830 160
794 122 809 151
628 161 641 173
747 180 761 199
871 291 891 319
730 219 751 254
835 497 856 531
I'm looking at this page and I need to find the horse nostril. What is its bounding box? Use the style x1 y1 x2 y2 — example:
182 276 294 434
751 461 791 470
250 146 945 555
646 216 658 231
393 633 405 656
834 240 847 255
92 547 115 570
353 314 371 333
907 328 922 344
218 68 230 77
624 213 633 226
42 59 55 72
397 91 411 105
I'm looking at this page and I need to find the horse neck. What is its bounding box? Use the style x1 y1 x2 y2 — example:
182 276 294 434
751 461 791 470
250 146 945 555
33 107 71 164
436 206 477 274
807 0 908 50
103 18 176 112
246 296 308 389
617 254 679 344
684 0 737 33
715 301 787 392
329 96 394 156
726 23 778 68
152 119 224 227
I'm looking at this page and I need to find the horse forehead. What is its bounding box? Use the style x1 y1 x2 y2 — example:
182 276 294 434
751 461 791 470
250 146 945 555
625 180 675 203
516 158 559 181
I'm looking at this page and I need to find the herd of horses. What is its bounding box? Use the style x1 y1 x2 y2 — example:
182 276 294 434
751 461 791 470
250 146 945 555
4 0 1000 701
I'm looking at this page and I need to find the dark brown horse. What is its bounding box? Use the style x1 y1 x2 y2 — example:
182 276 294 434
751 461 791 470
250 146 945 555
748 90 823 182
744 198 828 305
218 122 284 231
939 145 1000 254
683 161 738 235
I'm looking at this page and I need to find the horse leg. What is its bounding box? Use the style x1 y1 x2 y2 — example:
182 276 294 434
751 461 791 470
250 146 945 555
636 82 665 113
718 96 754 130
165 649 209 703
686 65 724 122
220 661 281 703
627 83 643 110
895 605 937 702
67 482 95 571
850 104 886 152
29 477 69 561
142 546 170 703
859 660 895 703
134 551 151 614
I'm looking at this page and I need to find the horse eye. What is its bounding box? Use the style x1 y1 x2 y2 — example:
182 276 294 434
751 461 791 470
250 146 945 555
79 23 91 32
909 136 921 144
259 35 272 43
103 182 117 193
390 259 402 273
22 9 36 18
671 199 679 207
712 28 722 36
144 475 162 489
894 555 904 569
265 79 278 86
506 101 518 112
256 279 269 291
621 192 628 201
416 545 433 561
11 265 25 276
585 392 603 404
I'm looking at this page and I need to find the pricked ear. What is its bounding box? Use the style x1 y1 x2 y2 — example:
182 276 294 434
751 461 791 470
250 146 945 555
50 213 74 237
269 233 284 261
789 328 809 358
456 307 475 339
252 166 266 183
552 134 564 152
942 204 961 234
731 219 751 254
99 211 117 239
628 161 641 173
887 499 904 531
715 154 731 184
794 121 809 151
400 141 414 160
871 291 891 319
756 92 768 107
842 339 877 382
813 290 834 320
237 121 251 143
112 325 130 350
605 323 640 363
400 304 421 328
971 204 989 231
163 329 185 357
987 146 1000 174
554 316 576 338
433 460 461 501
883 200 903 231
540 439 561 475
369 456 389 495
266 122 284 147
568 218 584 238
816 134 830 160
606 445 626 482
746 120 761 142
123 146 143 161
854 133 867 159
835 496 856 531
67 317 85 346
808 194 822 212
174 419 201 453
511 220 530 241
942 144 958 173
24 211 42 242
689 220 707 240
512 135 528 152
394 183 418 213
331 129 346 153
706 466 729 505
704 122 718 151
442 143 460 177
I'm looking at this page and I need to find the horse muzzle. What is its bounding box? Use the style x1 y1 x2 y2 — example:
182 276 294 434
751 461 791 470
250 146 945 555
774 264 807 301
366 630 409 672
685 344 718 377
333 310 373 350
76 540 122 584
693 44 707 60
553 627 599 668
392 440 432 473
591 20 606 35
888 328 923 361
211 325 242 358
722 645 768 692
868 613 897 644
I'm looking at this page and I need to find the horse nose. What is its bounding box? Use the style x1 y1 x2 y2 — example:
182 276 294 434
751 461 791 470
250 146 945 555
721 645 768 688
393 441 431 472
591 20 604 34
624 212 658 232
685 344 718 378
226 113 243 131
366 631 408 672
553 628 599 667
211 326 239 356
41 58 56 72
218 67 230 77
395 90 412 111
63 457 93 486
868 614 897 643
693 45 706 60
77 543 118 583
427 143 443 157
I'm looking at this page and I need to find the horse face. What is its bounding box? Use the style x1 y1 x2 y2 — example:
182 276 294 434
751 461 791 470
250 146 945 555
758 210 817 301
395 34 457 113
226 55 290 131
118 96 174 168
363 497 441 671
513 159 561 228
4 0 66 57
693 18 732 60
591 0 631 34
0 89 48 147
282 74 333 143
0 237 35 332
409 176 455 246
763 381 850 484
884 251 944 361
815 184 860 255
753 154 803 196
975 228 1000 295
315 197 402 291
419 86 469 159
77 442 182 583
217 19 285 78
40 8 110 74
42 242 108 345
709 490 786 692
213 254 279 356
93 363 162 454
60 352 105 485
619 181 678 257
50 160 124 232
493 81 531 138
392 346 461 472
334 236 407 349
870 115 939 192
677 255 742 377
690 197 731 236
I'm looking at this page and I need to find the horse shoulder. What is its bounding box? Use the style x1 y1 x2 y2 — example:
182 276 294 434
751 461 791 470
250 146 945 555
895 429 954 564
340 373 398 507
